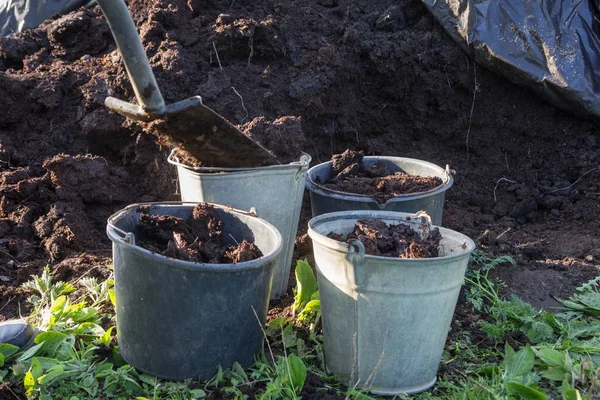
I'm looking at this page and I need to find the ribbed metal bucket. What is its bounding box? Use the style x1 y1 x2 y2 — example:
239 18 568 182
306 157 453 225
107 202 282 380
307 210 475 395
168 151 311 298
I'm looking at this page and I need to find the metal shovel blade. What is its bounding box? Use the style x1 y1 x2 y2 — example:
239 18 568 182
147 96 279 168
96 0 278 169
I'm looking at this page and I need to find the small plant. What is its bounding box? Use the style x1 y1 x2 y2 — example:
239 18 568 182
292 259 321 330
558 276 600 317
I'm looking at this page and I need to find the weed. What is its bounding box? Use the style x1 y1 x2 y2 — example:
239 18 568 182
4 253 599 400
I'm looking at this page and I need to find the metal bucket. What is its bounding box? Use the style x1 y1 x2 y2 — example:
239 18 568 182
106 202 282 380
305 157 453 225
168 150 311 298
307 210 475 395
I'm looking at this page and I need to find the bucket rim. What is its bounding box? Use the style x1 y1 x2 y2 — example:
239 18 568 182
307 210 475 262
305 156 453 204
106 201 283 272
168 149 311 173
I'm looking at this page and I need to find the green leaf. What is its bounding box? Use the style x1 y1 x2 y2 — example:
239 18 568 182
293 260 318 313
82 374 95 387
74 322 105 337
282 323 298 348
18 342 44 361
286 354 307 393
505 382 547 399
532 347 565 367
24 371 35 392
137 374 157 385
268 318 286 331
34 331 68 357
541 368 569 381
560 380 582 400
38 365 65 385
190 389 207 398
50 295 67 313
97 326 114 346
108 289 116 307
302 299 321 313
0 343 19 360
30 358 42 380
232 361 248 383
504 343 535 380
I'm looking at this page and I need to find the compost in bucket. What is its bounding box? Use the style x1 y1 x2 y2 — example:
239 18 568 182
136 203 262 263
318 150 443 203
328 218 442 258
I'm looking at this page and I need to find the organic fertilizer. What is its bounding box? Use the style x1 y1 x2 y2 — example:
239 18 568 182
137 203 262 263
328 218 442 258
321 150 443 202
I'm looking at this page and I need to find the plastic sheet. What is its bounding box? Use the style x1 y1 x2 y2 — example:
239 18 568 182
422 0 600 117
0 0 89 37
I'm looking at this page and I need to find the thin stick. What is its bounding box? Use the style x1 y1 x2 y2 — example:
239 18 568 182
0 296 15 313
0 249 17 263
493 177 517 202
212 41 223 70
544 167 600 194
247 36 254 66
251 305 276 365
466 64 477 160
496 227 511 240
231 86 249 124
364 329 387 389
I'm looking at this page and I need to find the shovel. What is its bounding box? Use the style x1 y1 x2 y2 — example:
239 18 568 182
95 0 279 168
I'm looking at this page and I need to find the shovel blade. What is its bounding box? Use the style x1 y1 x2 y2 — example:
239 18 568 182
148 96 279 168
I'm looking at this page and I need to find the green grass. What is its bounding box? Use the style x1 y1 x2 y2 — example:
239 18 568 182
1 252 598 399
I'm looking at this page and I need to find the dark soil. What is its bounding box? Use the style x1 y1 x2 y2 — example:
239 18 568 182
137 203 262 263
321 149 443 202
0 381 26 400
0 0 597 326
329 218 441 258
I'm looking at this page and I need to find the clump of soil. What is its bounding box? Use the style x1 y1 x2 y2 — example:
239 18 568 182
172 116 306 168
321 150 443 202
329 218 442 258
137 203 262 264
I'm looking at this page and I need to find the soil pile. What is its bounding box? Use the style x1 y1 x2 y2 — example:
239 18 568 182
329 218 441 258
321 150 442 202
137 203 262 263
0 0 597 312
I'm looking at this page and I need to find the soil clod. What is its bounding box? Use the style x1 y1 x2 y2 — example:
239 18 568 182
329 218 442 258
323 150 443 202
137 203 262 264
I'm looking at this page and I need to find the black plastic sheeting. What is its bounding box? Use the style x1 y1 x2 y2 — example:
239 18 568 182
0 0 89 37
422 0 600 118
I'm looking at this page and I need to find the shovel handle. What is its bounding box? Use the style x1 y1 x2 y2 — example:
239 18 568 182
96 0 165 114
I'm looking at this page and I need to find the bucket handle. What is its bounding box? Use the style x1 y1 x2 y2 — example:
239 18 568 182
109 224 136 245
347 240 365 285
444 164 455 181
414 210 432 239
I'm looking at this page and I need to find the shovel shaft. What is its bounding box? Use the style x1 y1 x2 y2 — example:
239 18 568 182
96 0 165 114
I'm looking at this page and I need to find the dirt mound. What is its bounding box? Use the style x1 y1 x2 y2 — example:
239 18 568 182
0 0 596 313
137 203 262 263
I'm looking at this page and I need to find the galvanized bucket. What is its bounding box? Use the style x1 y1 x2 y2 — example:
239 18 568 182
168 150 311 298
305 157 453 225
307 210 475 395
107 202 282 380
